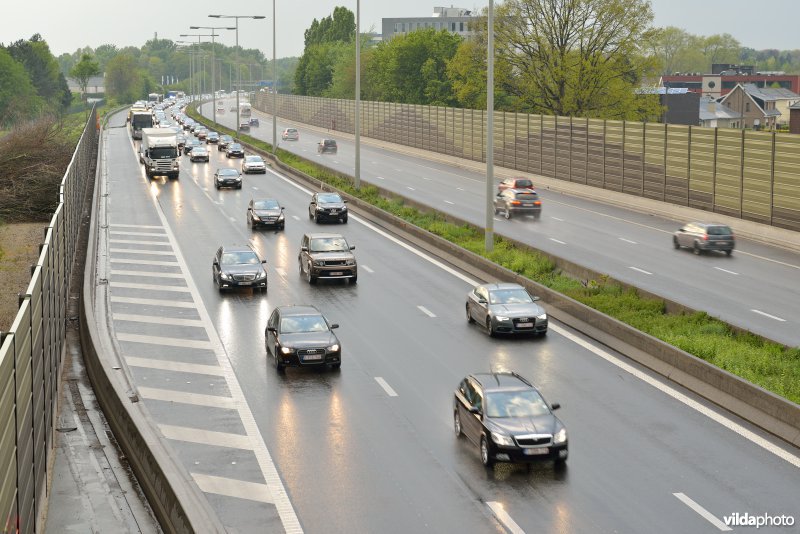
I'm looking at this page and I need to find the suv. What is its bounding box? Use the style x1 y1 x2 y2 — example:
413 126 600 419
454 372 568 467
498 177 535 193
309 192 348 223
494 189 542 220
673 222 734 256
265 305 341 372
298 233 357 285
212 244 268 292
318 138 337 154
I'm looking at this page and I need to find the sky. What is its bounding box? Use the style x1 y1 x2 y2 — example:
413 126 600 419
1 0 798 60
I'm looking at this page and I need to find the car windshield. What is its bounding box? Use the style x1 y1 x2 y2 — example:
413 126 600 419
317 193 342 203
218 169 238 176
280 315 329 334
191 147 206 153
221 136 233 142
324 140 336 146
489 288 533 305
221 251 260 265
707 226 732 236
286 129 297 134
310 237 349 252
245 156 263 163
486 390 550 418
254 200 279 210
229 144 242 150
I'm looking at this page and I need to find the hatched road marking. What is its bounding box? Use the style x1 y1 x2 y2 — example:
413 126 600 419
126 357 224 376
159 425 253 450
192 474 273 504
487 502 525 534
137 387 236 409
111 296 195 308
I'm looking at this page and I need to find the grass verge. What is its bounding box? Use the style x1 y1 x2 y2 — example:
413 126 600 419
189 105 800 405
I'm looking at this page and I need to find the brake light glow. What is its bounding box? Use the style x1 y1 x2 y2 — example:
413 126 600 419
534 201 541 205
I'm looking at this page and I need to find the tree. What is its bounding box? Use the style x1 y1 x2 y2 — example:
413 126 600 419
700 34 741 69
0 48 44 125
6 34 72 114
647 27 692 75
491 0 659 119
69 53 100 98
105 53 143 103
296 7 356 95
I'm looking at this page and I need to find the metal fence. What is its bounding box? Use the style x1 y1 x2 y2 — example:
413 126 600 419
0 107 97 534
255 93 800 231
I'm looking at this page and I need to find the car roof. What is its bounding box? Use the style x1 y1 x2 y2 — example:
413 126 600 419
220 244 255 253
507 188 537 195
305 232 346 239
276 304 323 317
469 372 534 392
691 222 730 228
482 282 526 291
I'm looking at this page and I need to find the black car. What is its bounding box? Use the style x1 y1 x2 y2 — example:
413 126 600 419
454 372 568 467
318 138 337 154
183 138 201 154
248 198 285 230
226 143 245 158
249 117 260 126
206 131 220 144
494 189 542 220
214 168 242 189
466 282 548 336
673 222 735 255
298 233 357 284
212 245 268 292
218 134 234 151
309 192 348 223
265 305 341 372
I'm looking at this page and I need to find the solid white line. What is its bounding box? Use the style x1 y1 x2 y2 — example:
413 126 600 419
110 223 163 230
714 267 739 276
229 216 236 223
291 215 300 221
109 239 173 246
444 200 455 205
137 387 236 409
406 186 415 191
376 176 384 180
110 282 191 293
486 502 525 534
109 258 180 267
117 333 212 349
629 266 653 275
551 217 564 222
126 357 224 376
549 238 566 245
456 187 464 191
109 248 176 256
673 493 732 531
362 265 374 273
750 309 786 322
192 474 273 504
111 296 196 308
417 305 437 318
110 230 167 237
551 324 800 468
111 269 186 279
160 425 252 450
374 377 398 397
113 313 204 327
619 237 638 245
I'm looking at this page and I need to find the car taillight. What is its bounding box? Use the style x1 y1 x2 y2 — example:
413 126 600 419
534 201 541 205
511 201 521 205
703 234 709 240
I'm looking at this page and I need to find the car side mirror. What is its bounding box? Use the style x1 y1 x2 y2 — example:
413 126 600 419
301 246 308 252
349 245 355 250
343 199 349 203
478 298 487 304
550 403 561 411
261 260 267 264
266 327 276 333
532 296 540 302
330 323 339 329
469 406 480 414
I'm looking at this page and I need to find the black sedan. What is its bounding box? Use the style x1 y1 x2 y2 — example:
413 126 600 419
226 143 245 158
494 189 542 220
308 192 348 223
218 134 234 151
247 198 285 230
183 138 201 154
454 372 568 467
212 244 267 292
214 168 242 189
466 282 548 336
265 305 341 372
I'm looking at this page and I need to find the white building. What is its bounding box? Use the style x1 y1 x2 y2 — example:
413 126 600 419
381 6 476 41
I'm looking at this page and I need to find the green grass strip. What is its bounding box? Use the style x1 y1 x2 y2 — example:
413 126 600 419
189 105 800 405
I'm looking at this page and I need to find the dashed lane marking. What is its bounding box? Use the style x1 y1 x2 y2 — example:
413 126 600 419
549 238 566 244
374 377 398 397
362 265 374 273
486 502 525 534
673 493 732 531
417 305 437 318
750 309 786 322
629 266 653 275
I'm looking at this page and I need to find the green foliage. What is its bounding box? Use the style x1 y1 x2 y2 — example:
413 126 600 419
0 48 44 125
304 6 355 47
5 34 71 114
105 53 145 103
647 27 741 74
69 53 100 95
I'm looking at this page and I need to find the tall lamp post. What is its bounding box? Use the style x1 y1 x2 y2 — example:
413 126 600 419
485 0 495 251
271 0 277 154
175 42 195 100
190 25 234 125
209 14 266 138
354 0 361 188
181 33 216 110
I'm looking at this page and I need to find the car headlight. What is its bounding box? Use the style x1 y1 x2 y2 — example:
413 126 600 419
491 432 515 446
277 214 284 220
345 260 355 266
495 316 511 322
220 272 231 280
537 313 547 321
316 206 324 211
327 344 339 352
280 346 292 355
313 260 325 267
256 271 267 279
554 427 567 444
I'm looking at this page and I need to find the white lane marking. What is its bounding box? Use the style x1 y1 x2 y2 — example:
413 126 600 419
252 186 259 190
551 323 800 468
160 425 252 450
109 248 176 256
486 502 525 534
417 305 437 318
423 177 431 181
374 377 398 397
444 200 455 205
376 176 384 180
137 387 236 409
274 268 286 277
109 224 163 230
110 282 191 293
750 309 786 322
551 217 564 222
673 493 732 531
229 216 236 223
126 357 224 376
362 265 374 273
111 296 196 308
110 258 180 267
292 215 300 221
494 217 502 222
619 237 638 245
111 269 186 279
549 238 566 244
192 474 272 504
113 313 204 327
110 239 172 247
110 230 167 237
406 186 416 191
714 267 739 276
629 266 652 275
117 333 212 350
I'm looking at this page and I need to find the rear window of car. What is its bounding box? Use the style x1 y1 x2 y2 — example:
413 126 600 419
515 193 539 201
706 226 732 235
515 179 533 188
324 140 337 146
286 129 297 133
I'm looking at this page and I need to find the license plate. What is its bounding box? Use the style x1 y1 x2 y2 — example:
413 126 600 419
239 281 251 286
303 354 323 361
522 203 533 207
718 241 729 245
524 447 548 456
329 271 343 276
517 322 534 328
330 210 338 214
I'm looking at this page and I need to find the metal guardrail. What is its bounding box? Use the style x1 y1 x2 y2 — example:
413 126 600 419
0 107 97 534
254 93 800 232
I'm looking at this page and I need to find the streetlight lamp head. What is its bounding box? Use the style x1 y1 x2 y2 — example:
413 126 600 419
189 26 199 29
252 16 266 19
208 14 222 18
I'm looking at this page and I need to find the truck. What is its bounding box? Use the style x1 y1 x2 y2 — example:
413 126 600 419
130 110 154 140
239 103 252 117
139 128 180 179
148 92 162 104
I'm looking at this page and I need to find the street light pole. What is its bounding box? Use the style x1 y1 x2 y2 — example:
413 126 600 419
190 25 235 125
272 0 277 154
485 0 495 252
181 33 217 110
355 0 361 189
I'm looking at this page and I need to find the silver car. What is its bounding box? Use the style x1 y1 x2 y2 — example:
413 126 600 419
466 283 548 336
242 155 266 174
673 222 734 256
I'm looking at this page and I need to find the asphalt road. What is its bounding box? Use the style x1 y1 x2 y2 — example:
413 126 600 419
99 108 800 533
200 100 800 348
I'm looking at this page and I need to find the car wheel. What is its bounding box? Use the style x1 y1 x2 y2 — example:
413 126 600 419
313 212 319 223
330 362 341 370
306 263 317 285
454 411 463 437
274 351 285 373
494 206 499 215
534 214 541 220
466 304 475 324
480 436 495 467
486 318 494 337
504 208 512 220
341 215 348 224
237 184 242 189
673 237 680 249
279 223 285 231
693 242 702 255
555 451 568 468
350 275 357 285
725 249 733 256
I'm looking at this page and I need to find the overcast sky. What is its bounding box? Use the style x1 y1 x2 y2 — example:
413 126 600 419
1 1 798 60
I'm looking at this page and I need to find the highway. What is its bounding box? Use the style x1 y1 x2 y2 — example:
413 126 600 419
97 108 800 533
200 100 800 348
